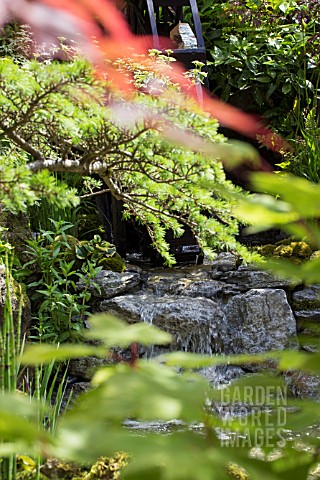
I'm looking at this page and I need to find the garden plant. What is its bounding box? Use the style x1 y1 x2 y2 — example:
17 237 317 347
0 0 319 479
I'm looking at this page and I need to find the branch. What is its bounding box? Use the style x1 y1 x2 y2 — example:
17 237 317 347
79 188 110 199
0 122 45 161
28 157 110 174
102 175 197 228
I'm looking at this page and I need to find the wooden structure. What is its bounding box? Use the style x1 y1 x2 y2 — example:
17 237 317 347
125 0 209 87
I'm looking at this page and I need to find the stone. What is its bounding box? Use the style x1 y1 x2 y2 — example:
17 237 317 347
144 265 242 299
221 289 298 355
285 371 320 400
144 267 211 296
211 266 294 290
295 309 320 323
197 365 245 386
210 252 238 272
100 294 225 354
68 355 113 381
0 273 31 337
77 270 140 299
292 285 320 310
182 280 228 299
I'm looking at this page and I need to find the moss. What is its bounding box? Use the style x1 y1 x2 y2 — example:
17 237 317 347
291 241 313 258
275 236 296 246
257 240 314 263
84 453 128 479
78 213 104 241
11 276 29 308
273 244 293 257
98 253 126 273
258 244 275 256
38 454 128 480
227 463 249 480
40 458 86 479
310 250 320 260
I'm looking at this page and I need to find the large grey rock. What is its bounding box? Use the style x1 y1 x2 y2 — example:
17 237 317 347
292 285 320 310
211 266 293 290
221 289 298 354
144 266 211 296
77 270 140 298
146 276 230 299
100 294 224 354
144 264 241 299
182 280 229 299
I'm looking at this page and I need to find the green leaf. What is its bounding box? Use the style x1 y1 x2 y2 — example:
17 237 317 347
65 361 208 424
268 350 320 373
251 173 320 218
21 344 106 365
263 257 320 284
234 194 298 230
159 351 266 368
85 314 172 347
281 83 292 95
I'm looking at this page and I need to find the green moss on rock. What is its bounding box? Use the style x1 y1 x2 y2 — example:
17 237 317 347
227 463 249 480
97 253 126 273
257 239 314 264
310 250 320 260
258 244 276 256
273 244 293 257
85 453 128 479
37 454 128 480
291 242 313 258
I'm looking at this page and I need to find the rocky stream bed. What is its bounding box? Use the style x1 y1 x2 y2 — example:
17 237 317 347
72 253 320 401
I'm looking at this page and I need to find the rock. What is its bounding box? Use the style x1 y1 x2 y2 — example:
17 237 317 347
0 210 31 264
221 289 298 355
63 381 91 409
285 371 320 400
100 294 224 354
182 280 228 299
292 287 320 351
144 267 212 296
197 365 245 386
68 355 113 381
0 273 31 337
296 318 320 352
41 458 84 479
295 309 320 323
144 265 241 299
292 285 320 310
211 252 239 272
126 263 143 274
146 276 228 299
211 266 294 290
77 270 140 298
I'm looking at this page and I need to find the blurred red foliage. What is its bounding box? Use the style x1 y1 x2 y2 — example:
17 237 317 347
0 0 286 149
